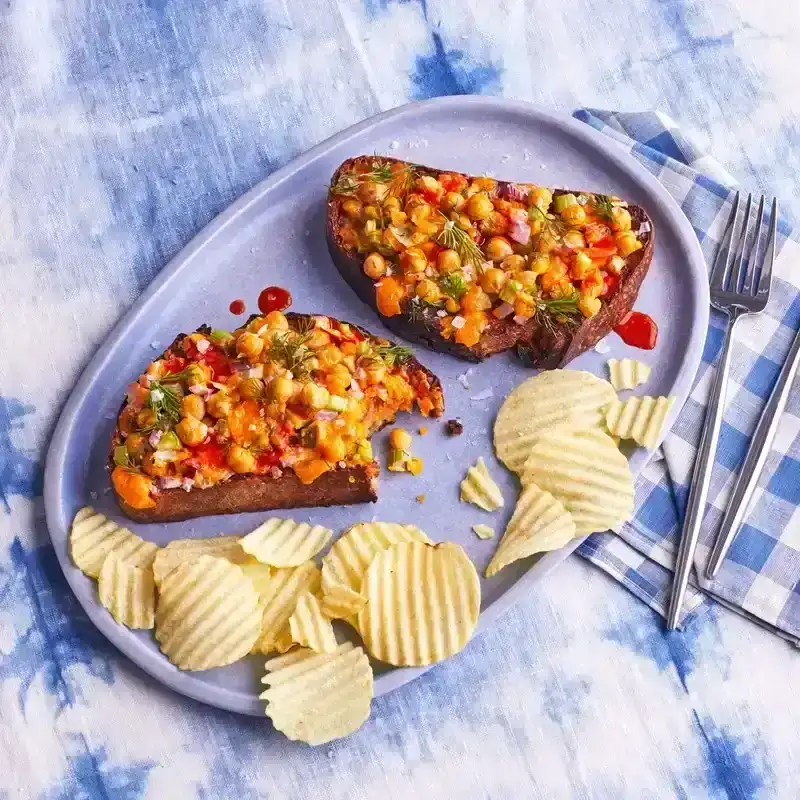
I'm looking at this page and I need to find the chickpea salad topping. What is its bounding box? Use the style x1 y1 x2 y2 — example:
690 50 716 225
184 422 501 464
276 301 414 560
111 312 444 510
330 158 646 348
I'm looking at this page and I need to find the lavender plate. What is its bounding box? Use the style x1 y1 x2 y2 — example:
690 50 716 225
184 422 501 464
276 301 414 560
44 97 709 716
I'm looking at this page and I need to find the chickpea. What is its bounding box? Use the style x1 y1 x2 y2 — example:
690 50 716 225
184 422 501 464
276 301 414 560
466 192 494 221
136 408 157 430
207 391 233 419
271 375 297 404
226 444 257 474
455 213 473 232
264 311 289 331
176 416 209 447
240 377 265 401
302 382 330 409
501 254 526 273
445 297 460 313
441 191 465 212
237 332 264 360
363 205 380 221
400 247 427 274
518 271 539 292
317 345 343 368
384 196 401 211
562 230 586 249
611 206 632 231
319 436 347 463
480 267 508 295
485 236 514 262
186 363 211 386
616 231 642 257
571 251 594 280
181 394 206 420
415 279 443 303
306 328 332 350
561 204 587 225
341 199 362 218
416 175 444 196
389 427 412 451
437 249 462 274
578 295 602 318
530 254 551 275
363 252 387 279
473 176 497 192
358 181 389 204
389 209 408 226
145 360 166 379
364 361 387 385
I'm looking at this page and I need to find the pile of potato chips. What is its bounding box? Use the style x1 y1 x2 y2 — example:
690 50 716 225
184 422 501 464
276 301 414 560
484 365 674 577
70 511 480 745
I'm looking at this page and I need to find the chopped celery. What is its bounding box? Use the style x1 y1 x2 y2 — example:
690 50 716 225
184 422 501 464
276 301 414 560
113 445 130 467
326 395 348 412
210 329 234 346
158 431 181 450
499 280 522 304
553 193 578 213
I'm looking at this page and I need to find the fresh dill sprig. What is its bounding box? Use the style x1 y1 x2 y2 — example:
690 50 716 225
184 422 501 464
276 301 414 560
373 344 413 367
147 381 183 428
528 204 566 238
159 368 193 384
267 330 315 377
438 272 469 300
436 218 484 270
329 159 415 196
407 296 428 326
534 293 581 333
591 194 616 222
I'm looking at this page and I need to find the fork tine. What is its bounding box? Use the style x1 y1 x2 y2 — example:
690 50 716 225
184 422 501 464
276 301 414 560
730 193 753 293
757 198 778 296
710 192 741 291
742 195 765 295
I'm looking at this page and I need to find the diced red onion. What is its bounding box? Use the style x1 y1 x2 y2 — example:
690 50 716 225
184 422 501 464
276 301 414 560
269 466 283 479
159 476 182 490
148 430 163 448
127 382 148 409
349 379 364 398
513 314 530 325
181 478 195 492
231 362 250 373
508 219 531 245
451 315 466 330
494 302 514 319
196 338 210 354
316 410 338 422
498 182 529 202
246 365 264 379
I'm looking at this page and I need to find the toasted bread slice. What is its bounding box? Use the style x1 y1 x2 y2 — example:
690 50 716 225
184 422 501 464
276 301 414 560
326 156 654 368
110 312 444 523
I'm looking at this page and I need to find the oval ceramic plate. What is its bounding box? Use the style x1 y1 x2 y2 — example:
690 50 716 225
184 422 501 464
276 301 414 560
45 97 709 716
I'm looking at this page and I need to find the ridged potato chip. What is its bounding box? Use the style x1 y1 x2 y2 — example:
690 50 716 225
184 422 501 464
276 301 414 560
155 555 262 670
289 592 338 654
494 371 617 473
97 552 156 629
252 562 321 655
605 395 676 450
357 541 480 666
460 457 504 512
239 559 275 595
241 518 333 568
522 426 634 535
152 535 249 586
607 358 651 391
320 583 367 620
70 507 158 579
321 522 431 595
486 484 577 577
260 642 373 745
273 625 296 654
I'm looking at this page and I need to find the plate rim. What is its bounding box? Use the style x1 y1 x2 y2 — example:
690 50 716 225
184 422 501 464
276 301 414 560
44 95 710 715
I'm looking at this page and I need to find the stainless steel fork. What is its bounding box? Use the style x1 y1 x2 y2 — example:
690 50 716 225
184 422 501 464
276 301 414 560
666 192 777 630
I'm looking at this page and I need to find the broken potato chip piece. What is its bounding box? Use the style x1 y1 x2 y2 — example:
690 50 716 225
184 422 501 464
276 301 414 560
605 395 676 450
152 535 249 586
321 522 431 595
320 583 367 620
260 642 373 746
155 555 262 670
289 592 338 654
494 371 616 474
98 552 156 629
522 426 634 536
358 541 480 667
460 457 504 512
70 507 158 579
486 484 577 577
607 358 651 391
241 518 333 568
472 524 495 540
252 561 321 655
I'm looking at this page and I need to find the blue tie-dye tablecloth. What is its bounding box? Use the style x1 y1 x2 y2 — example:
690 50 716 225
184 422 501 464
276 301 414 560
3 2 800 797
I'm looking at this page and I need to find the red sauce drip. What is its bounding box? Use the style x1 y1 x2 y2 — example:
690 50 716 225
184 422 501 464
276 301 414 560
256 449 282 472
191 441 227 469
202 347 233 379
229 299 246 315
614 311 658 350
258 286 292 315
163 356 187 374
602 273 619 297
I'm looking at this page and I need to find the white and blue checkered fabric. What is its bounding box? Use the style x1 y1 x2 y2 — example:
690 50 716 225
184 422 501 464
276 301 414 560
574 109 800 643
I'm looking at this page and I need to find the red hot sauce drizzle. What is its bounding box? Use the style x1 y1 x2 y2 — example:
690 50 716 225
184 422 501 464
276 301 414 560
258 286 292 315
614 311 658 350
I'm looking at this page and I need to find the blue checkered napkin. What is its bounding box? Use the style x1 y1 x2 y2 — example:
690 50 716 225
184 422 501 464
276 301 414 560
572 109 800 642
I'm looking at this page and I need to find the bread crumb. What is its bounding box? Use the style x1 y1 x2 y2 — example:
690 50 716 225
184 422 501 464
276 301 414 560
418 427 428 435
416 494 425 504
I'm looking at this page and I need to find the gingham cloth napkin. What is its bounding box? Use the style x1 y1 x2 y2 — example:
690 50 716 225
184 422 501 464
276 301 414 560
573 109 800 643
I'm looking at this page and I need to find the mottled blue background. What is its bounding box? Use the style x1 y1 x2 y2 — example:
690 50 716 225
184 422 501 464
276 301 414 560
2 0 800 797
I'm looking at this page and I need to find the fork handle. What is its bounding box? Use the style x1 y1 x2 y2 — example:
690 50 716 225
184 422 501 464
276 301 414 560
666 310 742 629
705 324 800 578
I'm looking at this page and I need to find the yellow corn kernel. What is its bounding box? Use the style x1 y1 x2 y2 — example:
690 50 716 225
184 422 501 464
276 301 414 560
616 231 643 257
578 295 602 318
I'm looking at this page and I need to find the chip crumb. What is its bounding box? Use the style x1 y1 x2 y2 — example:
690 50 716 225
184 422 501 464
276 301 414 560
418 427 428 435
416 494 425 504
89 491 98 501
389 140 400 150
445 418 464 436
472 524 495 540
348 476 356 484
149 341 159 350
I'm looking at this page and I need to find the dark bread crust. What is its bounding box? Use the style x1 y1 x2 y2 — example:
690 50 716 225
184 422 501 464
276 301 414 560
111 312 442 523
326 156 655 368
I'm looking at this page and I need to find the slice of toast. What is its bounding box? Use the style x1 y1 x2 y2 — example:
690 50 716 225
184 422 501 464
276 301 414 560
110 312 444 523
326 156 654 368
